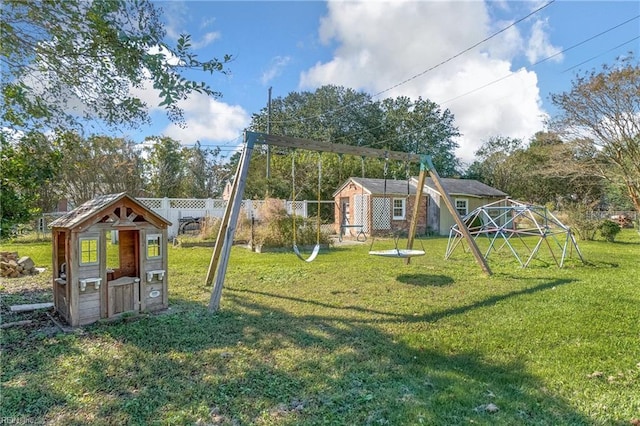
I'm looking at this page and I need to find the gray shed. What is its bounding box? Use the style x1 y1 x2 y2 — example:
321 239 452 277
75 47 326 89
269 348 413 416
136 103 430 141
333 177 507 238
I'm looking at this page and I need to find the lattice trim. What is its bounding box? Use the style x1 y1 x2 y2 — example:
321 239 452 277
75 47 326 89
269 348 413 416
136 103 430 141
139 199 162 209
354 194 370 233
170 199 206 209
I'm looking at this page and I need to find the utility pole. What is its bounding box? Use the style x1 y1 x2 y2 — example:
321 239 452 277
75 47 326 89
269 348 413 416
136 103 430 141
266 86 272 179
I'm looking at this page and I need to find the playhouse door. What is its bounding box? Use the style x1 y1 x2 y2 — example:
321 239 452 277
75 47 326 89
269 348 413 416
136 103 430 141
105 229 141 318
107 276 140 317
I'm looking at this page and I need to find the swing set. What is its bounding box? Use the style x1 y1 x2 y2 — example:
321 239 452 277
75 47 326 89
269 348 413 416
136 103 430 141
206 131 491 311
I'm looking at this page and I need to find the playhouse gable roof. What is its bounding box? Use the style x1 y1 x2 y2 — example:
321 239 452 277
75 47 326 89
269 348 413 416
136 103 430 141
49 193 171 231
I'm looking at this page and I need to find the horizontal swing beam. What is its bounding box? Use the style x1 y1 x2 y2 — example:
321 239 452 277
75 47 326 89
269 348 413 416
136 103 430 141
249 132 426 163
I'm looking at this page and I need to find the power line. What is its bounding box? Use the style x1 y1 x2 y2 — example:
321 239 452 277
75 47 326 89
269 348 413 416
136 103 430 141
196 6 638 162
439 15 640 106
330 13 640 150
267 0 556 127
562 36 640 73
369 1 556 99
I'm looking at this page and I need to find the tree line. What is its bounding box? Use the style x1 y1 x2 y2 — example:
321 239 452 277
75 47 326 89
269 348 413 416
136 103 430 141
1 133 231 235
3 61 639 237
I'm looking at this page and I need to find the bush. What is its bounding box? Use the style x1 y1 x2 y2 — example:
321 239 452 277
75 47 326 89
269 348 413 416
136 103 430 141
199 217 222 241
254 198 331 248
564 205 599 241
598 219 621 242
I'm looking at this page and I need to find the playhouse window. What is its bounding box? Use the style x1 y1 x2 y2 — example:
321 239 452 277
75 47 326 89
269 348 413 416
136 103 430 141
455 199 468 217
79 238 99 265
392 198 406 220
146 234 161 259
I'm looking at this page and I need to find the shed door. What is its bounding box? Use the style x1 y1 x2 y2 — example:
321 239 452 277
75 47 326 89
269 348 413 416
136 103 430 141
372 197 391 230
354 194 369 233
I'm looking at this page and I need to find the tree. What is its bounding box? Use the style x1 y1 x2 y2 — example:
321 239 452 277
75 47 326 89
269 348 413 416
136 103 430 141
246 85 461 200
380 96 460 176
0 131 60 237
524 133 604 208
465 136 523 193
1 0 231 131
182 142 227 198
144 136 185 197
466 133 605 207
55 132 145 205
550 55 640 211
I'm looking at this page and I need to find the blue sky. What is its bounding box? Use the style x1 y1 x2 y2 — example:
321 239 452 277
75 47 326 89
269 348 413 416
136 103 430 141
125 0 640 165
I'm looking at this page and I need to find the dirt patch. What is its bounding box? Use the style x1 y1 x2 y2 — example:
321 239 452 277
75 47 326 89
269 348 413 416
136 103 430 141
1 271 52 314
0 270 63 347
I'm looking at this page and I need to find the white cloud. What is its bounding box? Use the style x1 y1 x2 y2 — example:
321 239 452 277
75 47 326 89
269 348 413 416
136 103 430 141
161 93 250 144
162 2 220 49
126 55 249 146
261 56 291 85
162 1 188 41
1 127 25 143
200 17 217 30
192 31 221 49
299 0 552 165
433 61 546 163
526 18 563 64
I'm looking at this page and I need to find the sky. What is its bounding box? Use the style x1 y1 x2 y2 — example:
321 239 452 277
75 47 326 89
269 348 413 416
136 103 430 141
123 0 640 166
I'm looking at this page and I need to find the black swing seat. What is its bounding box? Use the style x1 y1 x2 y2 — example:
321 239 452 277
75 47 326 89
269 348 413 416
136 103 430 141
368 248 426 258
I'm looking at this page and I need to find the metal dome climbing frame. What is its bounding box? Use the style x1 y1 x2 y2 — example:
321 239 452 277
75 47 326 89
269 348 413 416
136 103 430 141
445 199 585 268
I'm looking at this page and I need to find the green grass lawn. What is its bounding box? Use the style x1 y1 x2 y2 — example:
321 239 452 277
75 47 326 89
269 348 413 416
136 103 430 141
1 231 639 425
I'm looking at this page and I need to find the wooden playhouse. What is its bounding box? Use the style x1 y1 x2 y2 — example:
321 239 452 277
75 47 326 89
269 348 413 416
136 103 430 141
49 193 171 326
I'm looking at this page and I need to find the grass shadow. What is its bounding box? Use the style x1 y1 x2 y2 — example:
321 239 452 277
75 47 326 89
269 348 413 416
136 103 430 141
410 278 575 324
396 273 454 287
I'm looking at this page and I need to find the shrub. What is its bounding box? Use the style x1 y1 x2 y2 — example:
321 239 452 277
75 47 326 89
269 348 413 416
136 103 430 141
254 198 331 248
198 217 222 241
564 205 599 241
598 219 621 242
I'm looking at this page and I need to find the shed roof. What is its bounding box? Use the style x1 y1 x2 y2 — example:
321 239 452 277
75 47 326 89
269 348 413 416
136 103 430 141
422 177 507 198
334 177 507 198
353 177 416 195
49 193 171 230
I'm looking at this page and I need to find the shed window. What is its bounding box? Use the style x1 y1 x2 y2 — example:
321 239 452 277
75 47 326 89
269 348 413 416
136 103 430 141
393 198 406 220
79 238 99 265
147 234 161 259
455 199 468 217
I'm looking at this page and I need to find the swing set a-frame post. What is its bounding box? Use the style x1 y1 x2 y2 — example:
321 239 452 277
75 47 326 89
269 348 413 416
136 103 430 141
207 132 257 311
206 131 491 312
404 156 428 265
422 157 492 276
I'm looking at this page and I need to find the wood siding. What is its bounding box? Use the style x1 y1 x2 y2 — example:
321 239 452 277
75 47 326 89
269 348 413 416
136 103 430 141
51 194 169 326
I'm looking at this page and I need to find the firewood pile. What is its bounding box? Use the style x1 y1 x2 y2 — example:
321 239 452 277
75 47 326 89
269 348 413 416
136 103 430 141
0 252 39 278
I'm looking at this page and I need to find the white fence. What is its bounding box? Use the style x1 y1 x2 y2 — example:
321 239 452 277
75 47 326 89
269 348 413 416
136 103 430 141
586 210 637 221
137 198 314 238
